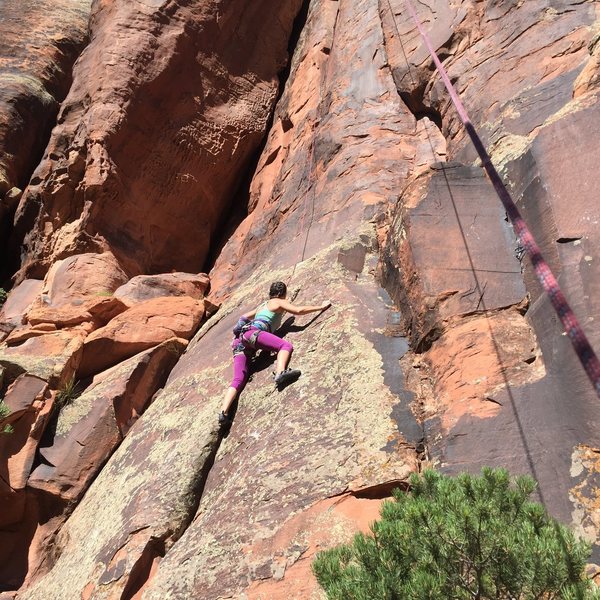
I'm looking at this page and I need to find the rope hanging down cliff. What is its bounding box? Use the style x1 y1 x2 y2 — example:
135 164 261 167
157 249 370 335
386 0 600 398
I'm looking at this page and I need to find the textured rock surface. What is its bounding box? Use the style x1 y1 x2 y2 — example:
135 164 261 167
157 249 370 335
0 375 50 525
12 0 305 280
372 0 600 557
113 273 210 307
17 0 426 594
77 296 204 378
0 375 55 590
0 280 42 340
31 339 187 503
0 329 85 388
17 339 187 588
0 0 91 264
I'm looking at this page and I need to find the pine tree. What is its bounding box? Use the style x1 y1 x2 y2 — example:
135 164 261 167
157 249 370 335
313 468 600 600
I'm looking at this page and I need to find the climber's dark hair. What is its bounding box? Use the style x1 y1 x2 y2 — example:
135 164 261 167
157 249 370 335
269 281 287 298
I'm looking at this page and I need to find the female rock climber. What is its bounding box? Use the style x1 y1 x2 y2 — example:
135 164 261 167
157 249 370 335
219 281 331 425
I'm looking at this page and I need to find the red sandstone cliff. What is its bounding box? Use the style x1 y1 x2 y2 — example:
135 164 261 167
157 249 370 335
0 0 599 598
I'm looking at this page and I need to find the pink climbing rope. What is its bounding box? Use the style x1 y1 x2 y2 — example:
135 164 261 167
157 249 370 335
401 0 600 397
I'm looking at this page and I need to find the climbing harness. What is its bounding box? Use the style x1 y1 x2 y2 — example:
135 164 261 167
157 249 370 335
232 317 272 354
387 0 600 398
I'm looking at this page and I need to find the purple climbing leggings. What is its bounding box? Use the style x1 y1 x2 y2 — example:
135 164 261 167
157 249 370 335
230 328 293 391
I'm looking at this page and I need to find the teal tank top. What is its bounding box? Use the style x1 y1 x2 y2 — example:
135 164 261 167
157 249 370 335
253 302 283 332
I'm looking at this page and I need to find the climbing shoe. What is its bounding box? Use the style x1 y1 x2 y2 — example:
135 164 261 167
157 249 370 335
218 411 230 426
274 368 301 390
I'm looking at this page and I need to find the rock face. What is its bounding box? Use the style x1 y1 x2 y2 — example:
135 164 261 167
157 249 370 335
0 0 92 275
380 0 600 541
12 0 306 280
1 0 600 597
0 257 209 591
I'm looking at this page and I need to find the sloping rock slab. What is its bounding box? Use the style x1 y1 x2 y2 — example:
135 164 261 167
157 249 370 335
77 296 204 378
19 243 419 599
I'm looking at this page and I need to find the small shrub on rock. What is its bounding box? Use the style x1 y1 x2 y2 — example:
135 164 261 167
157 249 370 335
55 378 82 408
0 400 10 420
313 468 600 600
0 288 6 306
0 400 13 434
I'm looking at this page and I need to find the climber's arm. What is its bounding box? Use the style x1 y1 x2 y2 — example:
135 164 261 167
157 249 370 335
276 299 331 316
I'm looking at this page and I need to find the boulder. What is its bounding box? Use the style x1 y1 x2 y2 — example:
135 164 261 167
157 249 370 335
4 324 57 347
30 338 188 503
77 296 204 378
23 253 129 329
0 280 43 339
0 329 85 388
114 272 210 307
25 297 128 330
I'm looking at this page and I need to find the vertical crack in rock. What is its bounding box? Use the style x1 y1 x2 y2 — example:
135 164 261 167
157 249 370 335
205 0 313 274
114 5 317 595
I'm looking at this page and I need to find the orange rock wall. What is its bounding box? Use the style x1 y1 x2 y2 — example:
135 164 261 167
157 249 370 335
11 0 305 279
0 0 599 597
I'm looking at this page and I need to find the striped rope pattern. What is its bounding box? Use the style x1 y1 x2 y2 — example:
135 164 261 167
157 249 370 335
400 0 600 396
